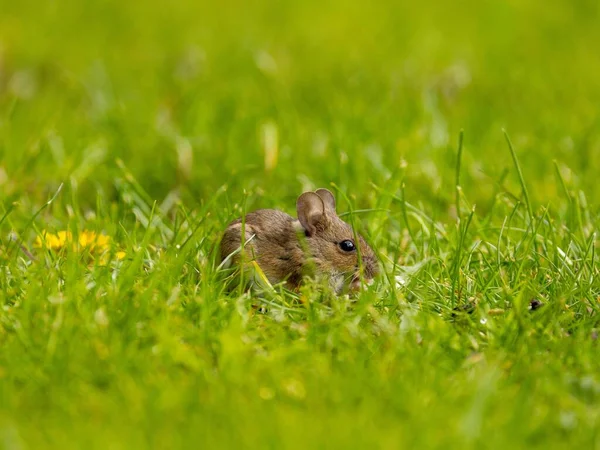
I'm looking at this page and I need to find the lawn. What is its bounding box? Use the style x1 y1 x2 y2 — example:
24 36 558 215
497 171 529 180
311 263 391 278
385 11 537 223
1 0 599 448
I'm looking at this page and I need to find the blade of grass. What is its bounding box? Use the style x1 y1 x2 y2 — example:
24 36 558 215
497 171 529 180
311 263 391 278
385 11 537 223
503 130 533 224
455 129 464 221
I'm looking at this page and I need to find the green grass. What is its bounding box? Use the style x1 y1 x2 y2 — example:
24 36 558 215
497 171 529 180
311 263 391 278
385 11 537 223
1 0 600 448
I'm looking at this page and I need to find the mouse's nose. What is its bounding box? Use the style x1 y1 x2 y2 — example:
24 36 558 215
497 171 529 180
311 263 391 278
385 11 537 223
363 256 379 280
349 276 374 292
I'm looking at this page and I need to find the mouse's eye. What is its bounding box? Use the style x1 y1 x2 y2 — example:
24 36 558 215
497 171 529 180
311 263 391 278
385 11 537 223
338 239 356 252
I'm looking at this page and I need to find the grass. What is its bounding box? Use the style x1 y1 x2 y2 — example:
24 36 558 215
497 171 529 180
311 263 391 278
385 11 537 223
1 0 599 448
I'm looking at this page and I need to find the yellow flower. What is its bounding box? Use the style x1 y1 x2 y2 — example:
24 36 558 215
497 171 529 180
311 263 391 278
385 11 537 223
34 231 72 250
34 229 126 262
98 250 126 266
77 231 110 252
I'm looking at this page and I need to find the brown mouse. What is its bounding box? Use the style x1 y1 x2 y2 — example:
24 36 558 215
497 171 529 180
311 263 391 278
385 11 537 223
219 188 378 293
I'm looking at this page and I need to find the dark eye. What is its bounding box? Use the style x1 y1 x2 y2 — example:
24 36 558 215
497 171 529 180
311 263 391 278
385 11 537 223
338 240 356 252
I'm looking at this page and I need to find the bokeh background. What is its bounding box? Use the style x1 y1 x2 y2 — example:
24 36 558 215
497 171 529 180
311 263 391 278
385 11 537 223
1 2 600 448
1 0 599 213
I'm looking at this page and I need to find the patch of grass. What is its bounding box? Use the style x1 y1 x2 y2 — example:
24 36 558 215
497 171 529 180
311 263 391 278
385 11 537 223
1 0 599 448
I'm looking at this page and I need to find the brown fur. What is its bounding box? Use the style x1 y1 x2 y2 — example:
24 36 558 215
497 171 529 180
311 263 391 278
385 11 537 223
220 189 378 293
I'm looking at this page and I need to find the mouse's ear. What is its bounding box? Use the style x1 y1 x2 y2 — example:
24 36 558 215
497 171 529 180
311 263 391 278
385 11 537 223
297 192 327 236
315 188 336 213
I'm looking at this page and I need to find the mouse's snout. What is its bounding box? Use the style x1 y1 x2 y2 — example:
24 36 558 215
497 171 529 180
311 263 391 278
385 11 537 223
349 277 374 292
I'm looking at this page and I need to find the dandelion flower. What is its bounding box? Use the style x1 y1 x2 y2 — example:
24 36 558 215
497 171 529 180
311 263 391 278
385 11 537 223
34 231 72 250
77 231 111 252
34 229 126 263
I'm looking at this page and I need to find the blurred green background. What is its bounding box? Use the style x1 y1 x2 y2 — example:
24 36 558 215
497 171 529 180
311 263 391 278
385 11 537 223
1 0 599 211
1 1 600 449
